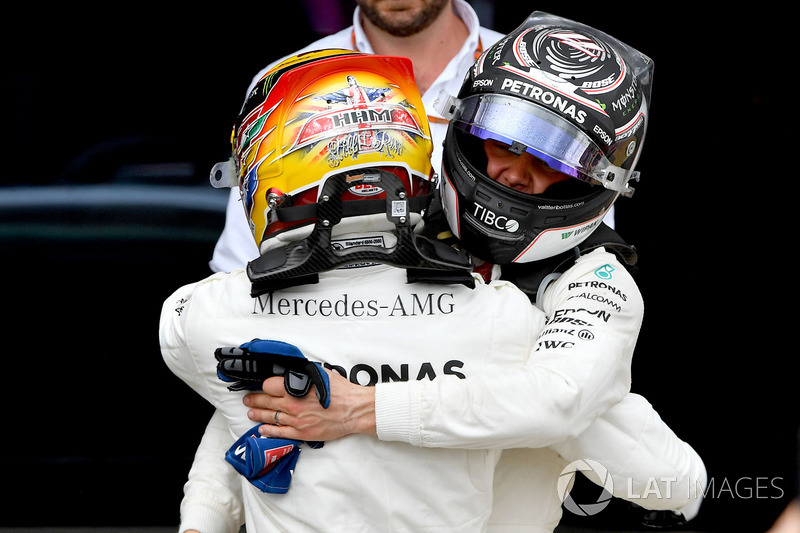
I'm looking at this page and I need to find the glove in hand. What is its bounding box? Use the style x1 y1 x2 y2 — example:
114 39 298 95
226 425 303 494
215 339 330 408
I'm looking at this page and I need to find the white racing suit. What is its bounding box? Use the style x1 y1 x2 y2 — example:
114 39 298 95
161 247 545 532
374 248 705 531
165 238 705 532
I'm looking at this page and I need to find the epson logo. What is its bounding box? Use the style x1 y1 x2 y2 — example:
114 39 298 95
473 203 519 232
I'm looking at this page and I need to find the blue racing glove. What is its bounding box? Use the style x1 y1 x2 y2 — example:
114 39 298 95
215 339 330 408
226 425 318 494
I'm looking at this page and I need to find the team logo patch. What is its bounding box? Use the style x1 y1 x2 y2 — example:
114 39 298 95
594 264 615 280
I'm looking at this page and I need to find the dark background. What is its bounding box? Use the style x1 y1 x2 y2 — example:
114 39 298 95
1 2 793 531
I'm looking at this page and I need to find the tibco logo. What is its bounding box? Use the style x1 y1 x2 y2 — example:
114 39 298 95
472 203 519 232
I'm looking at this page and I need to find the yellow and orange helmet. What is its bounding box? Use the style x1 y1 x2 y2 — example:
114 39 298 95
224 49 434 251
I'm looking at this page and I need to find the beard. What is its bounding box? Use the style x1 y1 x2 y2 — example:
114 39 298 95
357 0 450 37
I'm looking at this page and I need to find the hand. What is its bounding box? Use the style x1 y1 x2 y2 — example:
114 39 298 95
767 499 800 533
244 368 377 441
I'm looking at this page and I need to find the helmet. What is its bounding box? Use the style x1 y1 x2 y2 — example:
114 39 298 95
211 49 473 292
212 49 435 252
434 12 654 264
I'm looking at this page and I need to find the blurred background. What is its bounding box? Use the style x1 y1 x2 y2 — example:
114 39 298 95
1 2 793 531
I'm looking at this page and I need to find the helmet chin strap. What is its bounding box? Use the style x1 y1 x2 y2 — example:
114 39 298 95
247 170 474 296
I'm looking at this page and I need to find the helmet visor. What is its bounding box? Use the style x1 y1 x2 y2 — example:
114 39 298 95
440 92 636 196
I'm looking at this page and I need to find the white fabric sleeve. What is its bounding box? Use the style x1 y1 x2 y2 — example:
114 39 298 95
376 249 642 449
552 393 706 520
179 410 245 533
161 278 248 532
160 281 216 402
208 188 260 273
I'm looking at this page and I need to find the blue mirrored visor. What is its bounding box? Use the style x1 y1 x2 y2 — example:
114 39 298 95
451 93 603 182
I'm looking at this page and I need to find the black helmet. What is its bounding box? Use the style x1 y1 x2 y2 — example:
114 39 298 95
434 11 653 264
